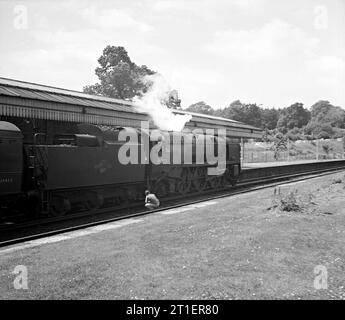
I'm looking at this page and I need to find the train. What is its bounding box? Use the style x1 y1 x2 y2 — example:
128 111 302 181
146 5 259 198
0 120 241 219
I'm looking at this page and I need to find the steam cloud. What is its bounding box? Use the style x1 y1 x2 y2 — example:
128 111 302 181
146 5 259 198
133 74 192 132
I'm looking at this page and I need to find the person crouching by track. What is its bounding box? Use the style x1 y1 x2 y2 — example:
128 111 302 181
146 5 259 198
145 190 160 210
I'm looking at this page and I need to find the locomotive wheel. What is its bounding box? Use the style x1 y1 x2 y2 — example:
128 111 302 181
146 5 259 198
209 178 221 189
176 168 192 194
176 180 191 194
209 177 222 189
85 193 104 210
196 167 206 179
155 182 169 197
229 178 238 186
219 176 226 188
26 196 41 218
95 194 104 208
194 178 207 192
50 197 71 217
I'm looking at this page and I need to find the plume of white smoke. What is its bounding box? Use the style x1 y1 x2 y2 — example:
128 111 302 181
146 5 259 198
133 74 192 132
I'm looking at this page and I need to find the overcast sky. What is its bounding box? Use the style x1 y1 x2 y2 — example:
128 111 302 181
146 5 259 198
0 0 344 109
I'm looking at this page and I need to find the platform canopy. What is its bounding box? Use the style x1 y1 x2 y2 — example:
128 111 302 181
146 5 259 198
0 77 262 139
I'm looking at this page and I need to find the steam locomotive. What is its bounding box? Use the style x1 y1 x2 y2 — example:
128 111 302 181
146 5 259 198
0 120 241 219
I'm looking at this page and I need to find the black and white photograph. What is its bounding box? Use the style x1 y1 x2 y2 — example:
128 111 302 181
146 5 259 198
0 0 345 308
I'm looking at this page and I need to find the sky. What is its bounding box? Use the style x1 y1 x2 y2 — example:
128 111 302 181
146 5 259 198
0 0 344 110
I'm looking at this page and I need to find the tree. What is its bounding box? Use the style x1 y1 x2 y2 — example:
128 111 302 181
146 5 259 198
245 103 263 128
286 127 305 141
185 101 214 115
277 103 311 132
310 100 345 128
270 133 288 160
216 100 246 121
322 144 333 155
262 128 272 142
261 108 280 130
215 100 262 128
83 45 156 100
303 101 345 138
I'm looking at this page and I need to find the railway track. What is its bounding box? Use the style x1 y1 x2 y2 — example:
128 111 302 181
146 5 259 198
1 160 345 248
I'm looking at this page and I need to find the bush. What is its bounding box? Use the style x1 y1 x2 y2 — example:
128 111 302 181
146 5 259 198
275 189 301 212
270 188 315 213
331 175 345 184
332 178 343 184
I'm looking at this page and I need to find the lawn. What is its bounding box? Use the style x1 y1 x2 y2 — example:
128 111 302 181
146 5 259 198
0 172 345 299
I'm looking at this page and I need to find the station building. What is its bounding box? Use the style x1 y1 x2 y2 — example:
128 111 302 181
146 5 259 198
0 77 262 144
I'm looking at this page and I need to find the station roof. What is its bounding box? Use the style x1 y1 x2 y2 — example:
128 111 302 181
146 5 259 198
0 77 262 138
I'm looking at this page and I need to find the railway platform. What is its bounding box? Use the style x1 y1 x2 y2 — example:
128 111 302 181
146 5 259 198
242 159 345 170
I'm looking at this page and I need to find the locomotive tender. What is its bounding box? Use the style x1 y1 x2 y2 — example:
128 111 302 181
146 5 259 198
0 120 241 218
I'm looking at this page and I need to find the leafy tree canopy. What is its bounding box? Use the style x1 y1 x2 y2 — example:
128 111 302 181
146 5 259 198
185 101 214 115
277 103 311 132
83 46 344 139
83 45 155 100
184 99 344 139
310 100 345 128
261 108 280 130
213 100 263 128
